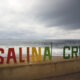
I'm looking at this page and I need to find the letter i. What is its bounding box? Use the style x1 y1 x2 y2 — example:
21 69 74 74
27 47 30 63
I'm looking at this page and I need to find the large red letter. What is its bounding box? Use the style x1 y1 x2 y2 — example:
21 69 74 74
0 48 4 64
19 48 25 63
6 48 17 64
27 47 30 63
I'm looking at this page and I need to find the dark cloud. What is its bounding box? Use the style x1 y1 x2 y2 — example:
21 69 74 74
33 0 80 29
0 0 80 39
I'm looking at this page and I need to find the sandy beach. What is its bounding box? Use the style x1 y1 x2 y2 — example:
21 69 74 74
0 56 80 80
38 72 80 80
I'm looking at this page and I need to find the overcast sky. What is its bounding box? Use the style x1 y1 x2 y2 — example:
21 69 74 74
0 0 80 40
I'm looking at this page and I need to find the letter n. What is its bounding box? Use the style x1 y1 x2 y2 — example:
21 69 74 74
32 47 42 63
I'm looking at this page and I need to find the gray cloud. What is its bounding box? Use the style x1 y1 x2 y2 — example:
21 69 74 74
0 29 43 40
33 0 80 29
0 0 80 40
